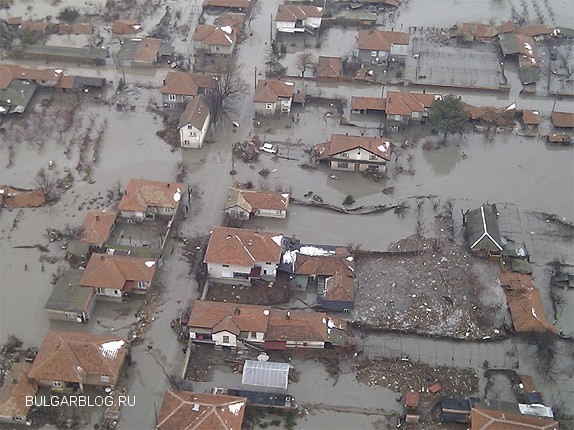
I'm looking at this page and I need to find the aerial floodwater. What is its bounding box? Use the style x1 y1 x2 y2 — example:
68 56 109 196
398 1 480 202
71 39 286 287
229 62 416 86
0 0 572 429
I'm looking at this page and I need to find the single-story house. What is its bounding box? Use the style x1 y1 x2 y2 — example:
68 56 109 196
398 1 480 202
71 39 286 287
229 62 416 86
19 20 52 33
350 96 386 115
357 29 409 65
118 179 184 220
0 363 38 426
314 134 392 173
203 0 251 12
253 79 295 115
0 64 63 88
223 188 290 220
547 133 571 145
470 405 558 430
521 109 540 128
385 91 439 128
80 253 157 300
116 38 173 67
160 71 216 105
112 19 142 35
188 301 270 347
275 5 323 34
45 269 97 323
203 227 283 285
192 25 236 55
58 23 93 35
551 111 574 129
464 205 503 257
241 360 289 393
0 186 45 208
67 210 117 258
215 12 246 36
10 45 110 66
315 56 342 81
28 331 129 393
157 390 246 430
178 94 211 148
0 79 38 114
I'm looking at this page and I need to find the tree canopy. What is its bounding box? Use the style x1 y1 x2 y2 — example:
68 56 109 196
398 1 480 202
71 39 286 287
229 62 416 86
207 57 248 125
429 94 469 139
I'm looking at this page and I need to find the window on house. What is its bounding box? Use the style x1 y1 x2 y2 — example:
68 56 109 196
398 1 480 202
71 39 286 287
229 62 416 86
168 94 176 102
266 103 274 109
233 272 249 279
65 312 75 319
371 51 377 57
222 335 230 343
276 210 282 214
340 152 349 158
113 290 120 295
184 140 190 145
101 375 110 383
96 288 104 295
187 125 192 129
52 381 63 387
12 417 23 422
164 207 172 213
337 162 349 169
230 210 236 216
137 281 146 290
215 45 221 52
394 115 402 121
250 332 257 338
369 155 377 160
223 264 230 267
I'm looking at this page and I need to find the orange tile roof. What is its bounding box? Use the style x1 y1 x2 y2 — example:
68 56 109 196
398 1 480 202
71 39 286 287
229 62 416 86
0 363 37 420
253 80 295 103
79 210 117 246
357 29 409 51
56 74 76 90
6 16 22 26
522 109 540 125
161 72 217 97
118 179 184 212
58 23 93 35
266 310 330 342
517 25 552 37
351 96 386 111
0 64 62 89
215 12 246 32
315 134 391 161
471 406 559 429
385 91 437 116
224 188 290 212
295 247 353 276
0 186 46 208
80 253 157 291
157 390 246 430
204 227 283 266
193 25 236 46
276 4 323 22
20 20 49 32
133 37 162 63
187 300 270 334
315 56 342 79
28 331 128 386
203 0 251 8
324 269 355 302
551 111 574 128
112 19 142 34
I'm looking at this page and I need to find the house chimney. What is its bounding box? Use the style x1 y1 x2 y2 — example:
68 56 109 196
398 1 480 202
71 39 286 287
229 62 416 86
96 215 100 221
234 308 241 315
167 183 170 188
286 311 291 320
100 255 105 260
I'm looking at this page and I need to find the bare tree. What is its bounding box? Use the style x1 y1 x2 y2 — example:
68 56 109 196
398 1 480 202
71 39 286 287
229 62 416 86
295 52 314 78
34 168 58 200
206 57 248 125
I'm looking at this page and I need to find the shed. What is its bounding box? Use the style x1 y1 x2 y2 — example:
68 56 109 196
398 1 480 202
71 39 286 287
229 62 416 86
241 360 290 393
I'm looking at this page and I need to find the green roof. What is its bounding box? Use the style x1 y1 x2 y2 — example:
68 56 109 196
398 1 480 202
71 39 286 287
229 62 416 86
45 269 95 314
16 44 109 60
466 205 503 251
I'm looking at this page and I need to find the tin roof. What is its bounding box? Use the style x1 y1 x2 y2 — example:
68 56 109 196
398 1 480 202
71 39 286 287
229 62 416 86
466 205 503 251
45 269 96 314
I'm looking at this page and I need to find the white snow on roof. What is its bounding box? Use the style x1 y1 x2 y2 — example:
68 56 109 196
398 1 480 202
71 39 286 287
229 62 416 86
221 25 232 34
282 193 290 199
100 340 125 359
346 256 353 262
271 235 283 247
377 142 390 152
531 307 538 319
228 401 244 416
299 246 335 256
327 319 335 328
145 261 156 267
532 110 539 115
284 81 294 85
224 34 233 44
173 191 181 202
282 249 297 265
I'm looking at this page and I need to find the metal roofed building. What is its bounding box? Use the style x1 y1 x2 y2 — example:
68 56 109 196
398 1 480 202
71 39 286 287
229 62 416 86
241 360 290 393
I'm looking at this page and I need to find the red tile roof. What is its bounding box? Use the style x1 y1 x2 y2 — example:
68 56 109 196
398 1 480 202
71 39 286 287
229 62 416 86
118 179 184 212
215 13 246 33
0 363 37 420
351 96 386 111
0 186 46 209
470 406 559 430
58 23 93 35
551 111 574 128
79 210 117 246
161 72 217 97
157 390 246 430
276 4 323 22
266 310 331 342
0 64 62 90
112 19 141 35
56 74 76 90
253 80 295 103
133 37 162 63
20 20 50 32
28 331 127 386
521 109 540 125
517 25 553 37
385 91 437 116
203 0 251 8
357 29 409 51
224 188 290 212
193 25 236 47
315 134 391 161
315 56 342 79
188 300 270 334
204 227 283 266
80 254 157 291
324 269 355 302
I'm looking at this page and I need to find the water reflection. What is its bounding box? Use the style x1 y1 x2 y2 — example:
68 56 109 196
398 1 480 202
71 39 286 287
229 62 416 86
421 145 463 176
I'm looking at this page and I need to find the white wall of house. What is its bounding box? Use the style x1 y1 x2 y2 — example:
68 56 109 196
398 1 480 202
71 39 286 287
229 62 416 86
96 288 123 299
245 331 265 342
255 101 277 114
305 17 322 29
279 97 292 113
276 21 297 33
120 210 146 220
213 330 237 347
208 262 252 280
255 208 286 219
224 206 251 219
390 44 408 57
333 147 387 163
179 113 210 148
329 160 355 171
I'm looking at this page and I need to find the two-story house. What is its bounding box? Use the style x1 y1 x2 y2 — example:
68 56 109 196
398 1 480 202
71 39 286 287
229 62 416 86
192 25 236 55
178 94 211 148
160 71 217 106
356 29 410 65
253 80 295 115
385 91 439 129
118 179 184 221
79 253 157 300
223 188 290 220
28 331 129 393
275 5 323 34
204 227 283 285
314 134 392 174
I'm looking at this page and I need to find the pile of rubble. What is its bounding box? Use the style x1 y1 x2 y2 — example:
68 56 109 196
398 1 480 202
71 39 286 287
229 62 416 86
128 292 161 346
353 235 505 339
233 137 261 162
355 357 479 400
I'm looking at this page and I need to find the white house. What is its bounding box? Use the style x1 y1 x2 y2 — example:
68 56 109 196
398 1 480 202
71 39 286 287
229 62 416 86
204 227 283 285
314 134 392 174
178 95 211 148
118 179 184 220
223 188 290 220
275 5 323 34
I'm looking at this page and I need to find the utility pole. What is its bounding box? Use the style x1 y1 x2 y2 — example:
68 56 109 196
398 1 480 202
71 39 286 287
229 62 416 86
254 66 257 88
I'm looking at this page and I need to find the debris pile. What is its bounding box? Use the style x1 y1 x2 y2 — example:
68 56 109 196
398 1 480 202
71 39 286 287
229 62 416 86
128 292 161 346
233 137 261 162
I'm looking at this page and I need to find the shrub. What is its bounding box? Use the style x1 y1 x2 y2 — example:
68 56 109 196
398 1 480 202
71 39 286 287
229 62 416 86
343 195 355 206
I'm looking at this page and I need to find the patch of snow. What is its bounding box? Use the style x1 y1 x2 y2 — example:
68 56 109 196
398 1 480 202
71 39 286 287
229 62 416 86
327 319 335 328
224 34 233 44
263 309 270 316
228 402 244 416
282 193 290 199
346 256 353 262
271 235 283 247
221 25 232 34
145 261 156 267
377 142 390 152
282 249 297 265
173 191 181 202
100 340 125 359
284 81 294 86
531 307 538 319
299 246 335 256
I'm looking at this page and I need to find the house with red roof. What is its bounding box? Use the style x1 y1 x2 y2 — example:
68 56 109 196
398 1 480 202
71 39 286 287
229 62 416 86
385 91 439 129
192 25 236 55
253 79 295 115
275 5 323 34
160 71 216 106
357 29 409 65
